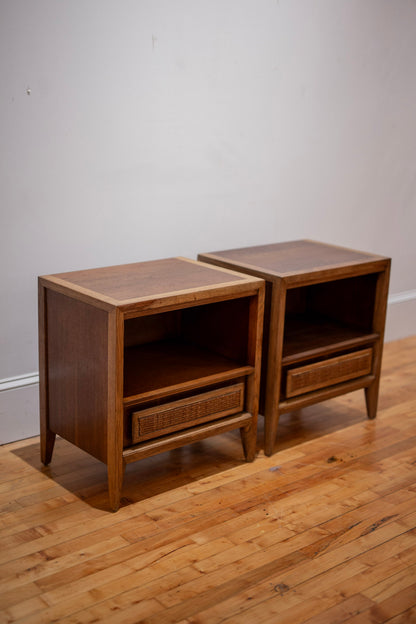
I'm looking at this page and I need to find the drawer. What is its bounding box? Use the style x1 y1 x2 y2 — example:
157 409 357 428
285 348 373 398
131 383 245 443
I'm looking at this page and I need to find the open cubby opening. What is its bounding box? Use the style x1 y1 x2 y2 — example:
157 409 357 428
123 297 252 401
282 273 379 365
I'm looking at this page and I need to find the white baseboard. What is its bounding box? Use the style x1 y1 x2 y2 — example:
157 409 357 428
385 290 416 342
388 289 416 306
0 383 39 445
0 372 39 393
1 291 415 444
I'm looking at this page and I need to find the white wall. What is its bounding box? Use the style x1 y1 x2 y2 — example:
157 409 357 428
1 0 416 443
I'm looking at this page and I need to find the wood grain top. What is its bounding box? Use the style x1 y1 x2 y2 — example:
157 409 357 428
199 240 390 281
40 257 261 306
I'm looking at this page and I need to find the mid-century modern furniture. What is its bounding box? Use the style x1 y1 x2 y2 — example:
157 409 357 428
38 257 264 510
198 240 391 456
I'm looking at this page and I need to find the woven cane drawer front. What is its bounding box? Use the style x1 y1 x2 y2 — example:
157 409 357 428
131 383 245 443
285 348 373 398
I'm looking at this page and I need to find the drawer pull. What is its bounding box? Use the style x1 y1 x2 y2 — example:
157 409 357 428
132 383 244 443
286 348 372 398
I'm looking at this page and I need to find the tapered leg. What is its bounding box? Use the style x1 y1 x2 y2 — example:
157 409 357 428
240 291 263 462
41 429 56 465
365 264 390 421
264 281 286 457
240 423 257 462
107 308 125 512
264 409 280 457
108 459 125 512
365 381 380 420
39 281 56 465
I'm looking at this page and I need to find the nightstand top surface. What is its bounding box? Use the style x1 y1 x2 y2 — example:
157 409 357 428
200 240 389 281
40 257 260 307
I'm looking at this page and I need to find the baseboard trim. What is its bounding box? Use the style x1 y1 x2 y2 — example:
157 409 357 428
0 373 39 393
388 289 416 305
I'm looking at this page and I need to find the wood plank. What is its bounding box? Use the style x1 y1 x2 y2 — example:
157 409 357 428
382 607 416 624
344 583 416 623
0 335 415 624
361 563 416 602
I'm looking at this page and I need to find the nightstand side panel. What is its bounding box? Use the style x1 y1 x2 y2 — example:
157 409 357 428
45 289 109 462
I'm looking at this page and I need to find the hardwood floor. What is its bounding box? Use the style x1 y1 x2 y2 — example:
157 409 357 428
1 336 415 623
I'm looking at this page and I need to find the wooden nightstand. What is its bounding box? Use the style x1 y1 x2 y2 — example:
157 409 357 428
38 257 264 510
198 240 391 456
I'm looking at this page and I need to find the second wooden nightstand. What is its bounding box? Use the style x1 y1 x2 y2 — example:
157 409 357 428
199 240 391 456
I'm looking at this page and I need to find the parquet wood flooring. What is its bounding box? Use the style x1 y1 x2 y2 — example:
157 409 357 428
1 336 415 623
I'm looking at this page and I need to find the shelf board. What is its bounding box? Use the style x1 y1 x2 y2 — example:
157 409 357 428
123 340 252 405
279 374 375 414
123 412 252 463
282 315 379 366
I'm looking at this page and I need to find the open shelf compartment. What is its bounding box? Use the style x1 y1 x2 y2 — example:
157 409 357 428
123 296 253 404
282 315 378 365
124 340 253 404
282 273 379 366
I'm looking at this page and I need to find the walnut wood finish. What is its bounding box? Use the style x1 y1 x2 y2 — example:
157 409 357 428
199 240 391 455
2 336 415 623
38 257 264 511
